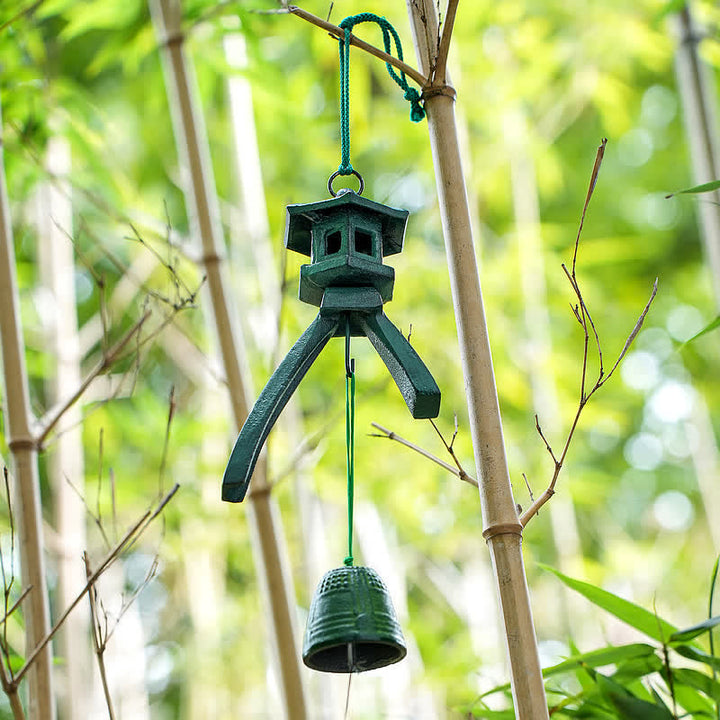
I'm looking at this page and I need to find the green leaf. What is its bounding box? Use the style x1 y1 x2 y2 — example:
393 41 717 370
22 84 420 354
670 616 720 644
596 675 675 719
613 653 664 682
675 645 720 671
541 566 678 643
673 667 720 703
544 644 658 679
682 316 720 345
666 180 720 198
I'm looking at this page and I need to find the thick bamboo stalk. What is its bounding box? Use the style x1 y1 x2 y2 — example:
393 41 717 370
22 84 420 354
0 101 55 719
150 2 307 717
405 3 548 717
674 3 720 307
36 136 92 720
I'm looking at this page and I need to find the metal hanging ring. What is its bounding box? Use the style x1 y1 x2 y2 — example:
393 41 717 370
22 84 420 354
328 169 364 197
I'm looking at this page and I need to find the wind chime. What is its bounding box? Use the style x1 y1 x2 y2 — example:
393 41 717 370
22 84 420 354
222 13 440 674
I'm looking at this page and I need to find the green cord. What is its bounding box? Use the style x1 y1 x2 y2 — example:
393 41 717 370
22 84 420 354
344 365 355 567
337 13 425 176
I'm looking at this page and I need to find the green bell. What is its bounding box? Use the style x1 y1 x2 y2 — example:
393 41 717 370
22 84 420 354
302 565 407 673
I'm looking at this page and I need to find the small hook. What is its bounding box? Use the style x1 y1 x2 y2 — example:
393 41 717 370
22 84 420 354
345 318 354 377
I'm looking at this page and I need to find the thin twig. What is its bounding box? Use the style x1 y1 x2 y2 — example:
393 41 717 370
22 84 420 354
84 553 116 720
370 422 478 487
36 310 152 445
521 139 657 527
158 386 176 496
14 483 178 684
288 6 429 87
1 585 33 627
434 0 458 85
0 0 44 33
572 138 607 274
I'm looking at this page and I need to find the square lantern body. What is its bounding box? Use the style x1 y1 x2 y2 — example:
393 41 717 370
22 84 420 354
284 191 409 308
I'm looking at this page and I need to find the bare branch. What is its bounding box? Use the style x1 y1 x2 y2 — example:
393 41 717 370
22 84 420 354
534 416 558 464
370 422 478 487
0 651 25 720
572 138 607 274
522 139 657 527
14 483 178 684
434 0 458 85
1 585 32 626
288 6 429 88
0 0 44 33
36 310 152 446
83 553 116 720
158 386 176 496
598 277 659 388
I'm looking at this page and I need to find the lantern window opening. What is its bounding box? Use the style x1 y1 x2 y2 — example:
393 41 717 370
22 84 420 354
354 229 374 257
326 230 342 256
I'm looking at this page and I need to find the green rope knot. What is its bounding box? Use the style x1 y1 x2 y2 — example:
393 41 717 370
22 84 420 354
344 556 354 567
335 13 425 179
404 88 425 123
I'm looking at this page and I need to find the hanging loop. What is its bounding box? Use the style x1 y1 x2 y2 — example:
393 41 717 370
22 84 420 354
328 169 365 197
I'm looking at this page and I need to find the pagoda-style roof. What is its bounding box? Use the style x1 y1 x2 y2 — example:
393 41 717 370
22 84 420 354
284 191 409 258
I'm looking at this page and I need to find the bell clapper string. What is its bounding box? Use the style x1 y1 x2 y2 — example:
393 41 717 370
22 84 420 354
329 13 425 196
344 670 353 720
344 319 355 569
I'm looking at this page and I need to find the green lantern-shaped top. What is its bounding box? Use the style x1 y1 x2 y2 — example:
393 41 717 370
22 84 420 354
285 190 409 307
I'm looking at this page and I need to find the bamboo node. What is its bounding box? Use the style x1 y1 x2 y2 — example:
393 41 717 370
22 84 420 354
7 436 36 452
200 251 224 265
163 32 185 49
422 85 457 102
482 522 523 541
248 481 273 500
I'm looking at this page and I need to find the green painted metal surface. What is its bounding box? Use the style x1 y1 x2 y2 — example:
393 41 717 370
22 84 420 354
302 565 406 673
222 192 441 502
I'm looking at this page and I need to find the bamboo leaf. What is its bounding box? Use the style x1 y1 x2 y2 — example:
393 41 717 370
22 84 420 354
673 667 720 703
544 644 658 679
666 180 720 198
670 616 720 644
682 316 720 345
596 674 675 719
675 645 720 671
541 566 678 642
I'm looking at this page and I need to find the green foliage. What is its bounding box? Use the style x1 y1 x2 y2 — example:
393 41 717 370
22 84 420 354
472 563 720 718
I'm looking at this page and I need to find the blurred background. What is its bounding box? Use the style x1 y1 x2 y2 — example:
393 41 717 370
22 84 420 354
0 0 719 717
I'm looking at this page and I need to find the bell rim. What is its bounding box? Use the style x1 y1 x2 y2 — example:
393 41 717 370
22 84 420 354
302 637 407 673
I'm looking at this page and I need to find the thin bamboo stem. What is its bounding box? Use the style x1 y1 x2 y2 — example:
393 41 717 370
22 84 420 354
150 2 307 717
37 136 92 719
674 3 720 308
0 97 55 720
405 3 548 717
288 6 428 88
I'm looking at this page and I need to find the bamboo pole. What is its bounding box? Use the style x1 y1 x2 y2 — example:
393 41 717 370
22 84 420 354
150 2 307 717
0 101 55 718
673 3 720 554
405 3 548 717
674 3 720 307
36 136 92 720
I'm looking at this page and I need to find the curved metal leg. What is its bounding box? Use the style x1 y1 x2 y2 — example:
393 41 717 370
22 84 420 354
359 311 441 419
222 313 341 502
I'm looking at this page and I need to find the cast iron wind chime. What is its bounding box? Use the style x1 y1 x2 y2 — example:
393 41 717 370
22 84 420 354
223 14 440 674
